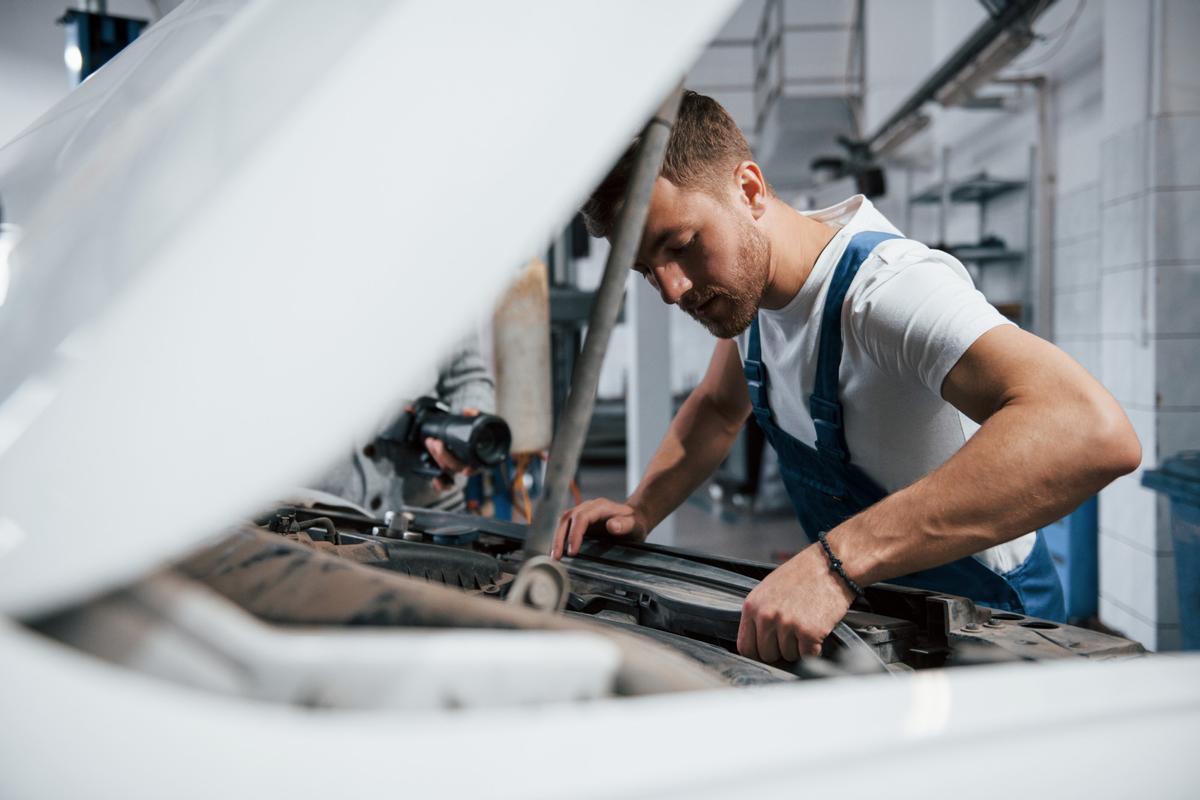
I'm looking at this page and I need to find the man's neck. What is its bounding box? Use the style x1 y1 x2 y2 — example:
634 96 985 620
759 196 838 311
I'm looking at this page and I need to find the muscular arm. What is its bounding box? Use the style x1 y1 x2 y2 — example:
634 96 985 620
737 324 1141 662
551 339 750 557
628 339 752 530
831 324 1141 585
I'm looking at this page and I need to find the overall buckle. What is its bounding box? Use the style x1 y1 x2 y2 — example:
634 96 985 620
810 395 848 462
744 361 769 411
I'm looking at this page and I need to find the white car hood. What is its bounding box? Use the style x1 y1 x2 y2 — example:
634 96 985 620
0 0 736 617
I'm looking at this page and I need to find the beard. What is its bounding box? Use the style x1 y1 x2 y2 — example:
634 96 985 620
682 218 770 339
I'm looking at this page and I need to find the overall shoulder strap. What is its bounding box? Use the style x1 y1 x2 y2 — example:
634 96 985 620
747 314 763 363
743 316 769 419
810 230 901 462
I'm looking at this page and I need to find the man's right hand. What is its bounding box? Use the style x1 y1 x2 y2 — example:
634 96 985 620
550 498 650 560
546 341 750 561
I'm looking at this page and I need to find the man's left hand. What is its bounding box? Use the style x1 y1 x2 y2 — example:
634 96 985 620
736 542 856 663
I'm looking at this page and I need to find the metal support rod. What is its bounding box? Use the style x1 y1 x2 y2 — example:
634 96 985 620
523 83 684 558
1034 77 1055 340
938 145 951 246
997 74 1055 337
864 0 1053 153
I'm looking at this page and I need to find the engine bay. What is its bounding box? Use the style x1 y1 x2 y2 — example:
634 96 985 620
205 503 1145 685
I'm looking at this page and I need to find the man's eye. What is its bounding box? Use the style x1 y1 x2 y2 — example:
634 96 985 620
636 268 659 289
670 235 697 254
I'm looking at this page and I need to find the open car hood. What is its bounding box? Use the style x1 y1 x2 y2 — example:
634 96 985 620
0 0 737 617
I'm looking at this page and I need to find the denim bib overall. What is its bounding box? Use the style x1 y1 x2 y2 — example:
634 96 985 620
743 231 1066 621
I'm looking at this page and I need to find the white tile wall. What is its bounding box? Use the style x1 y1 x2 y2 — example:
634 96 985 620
1095 0 1200 653
1099 196 1146 270
1054 284 1101 338
1099 530 1168 623
1095 125 1154 647
1100 122 1148 203
1059 337 1100 378
1102 0 1154 134
1100 469 1162 553
1154 188 1200 262
1097 8 1152 644
1055 182 1101 242
1054 236 1101 291
1157 409 1200 453
1101 336 1156 407
1100 267 1148 338
1057 67 1103 190
1058 130 1102 200
1098 594 1135 643
1154 493 1176 557
1157 549 1182 628
1156 337 1200 407
1155 263 1200 335
1099 594 1158 649
1162 0 1200 115
1152 114 1200 189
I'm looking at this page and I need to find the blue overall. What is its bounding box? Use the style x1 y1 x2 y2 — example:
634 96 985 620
744 231 1066 621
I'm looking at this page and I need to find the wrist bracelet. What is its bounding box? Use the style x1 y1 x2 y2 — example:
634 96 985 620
816 530 865 598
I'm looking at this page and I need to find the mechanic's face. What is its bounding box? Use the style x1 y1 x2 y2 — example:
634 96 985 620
632 177 769 339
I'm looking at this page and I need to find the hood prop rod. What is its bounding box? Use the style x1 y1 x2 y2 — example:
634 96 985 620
508 83 684 611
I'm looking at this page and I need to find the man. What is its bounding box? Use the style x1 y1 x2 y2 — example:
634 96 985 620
315 332 495 513
551 91 1140 664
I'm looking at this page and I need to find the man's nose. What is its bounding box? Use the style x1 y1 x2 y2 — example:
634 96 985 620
652 263 692 305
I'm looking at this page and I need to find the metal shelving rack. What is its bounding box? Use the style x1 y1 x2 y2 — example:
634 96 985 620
907 148 1034 327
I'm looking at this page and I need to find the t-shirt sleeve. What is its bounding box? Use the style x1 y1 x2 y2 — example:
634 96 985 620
845 251 1013 397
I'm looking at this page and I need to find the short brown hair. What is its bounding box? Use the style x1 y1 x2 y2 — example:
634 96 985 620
581 90 759 238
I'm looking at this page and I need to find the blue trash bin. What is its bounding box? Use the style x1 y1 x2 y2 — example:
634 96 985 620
1142 451 1200 650
1043 496 1098 620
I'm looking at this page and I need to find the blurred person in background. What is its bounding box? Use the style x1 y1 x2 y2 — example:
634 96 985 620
314 331 495 514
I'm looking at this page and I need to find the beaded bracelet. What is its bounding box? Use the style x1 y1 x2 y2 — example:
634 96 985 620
816 530 865 598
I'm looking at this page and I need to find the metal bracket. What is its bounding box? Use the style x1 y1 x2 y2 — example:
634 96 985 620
506 556 570 612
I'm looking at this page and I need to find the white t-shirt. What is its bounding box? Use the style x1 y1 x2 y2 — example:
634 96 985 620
735 195 1035 573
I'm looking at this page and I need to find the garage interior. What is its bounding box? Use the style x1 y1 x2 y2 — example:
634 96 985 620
1 1 1199 796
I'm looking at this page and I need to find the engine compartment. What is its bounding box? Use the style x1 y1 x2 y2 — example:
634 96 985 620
27 501 1143 711
228 503 1144 682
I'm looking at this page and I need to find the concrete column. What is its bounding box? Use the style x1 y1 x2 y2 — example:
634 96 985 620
1097 0 1200 651
626 278 675 545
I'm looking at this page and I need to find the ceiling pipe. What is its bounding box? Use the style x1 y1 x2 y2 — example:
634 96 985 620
863 0 1058 157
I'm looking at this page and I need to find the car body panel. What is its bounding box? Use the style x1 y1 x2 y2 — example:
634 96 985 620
2 616 1198 798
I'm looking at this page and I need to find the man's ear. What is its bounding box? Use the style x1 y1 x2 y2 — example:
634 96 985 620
735 161 769 220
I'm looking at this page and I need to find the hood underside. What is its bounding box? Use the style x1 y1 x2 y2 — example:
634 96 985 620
0 0 737 617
